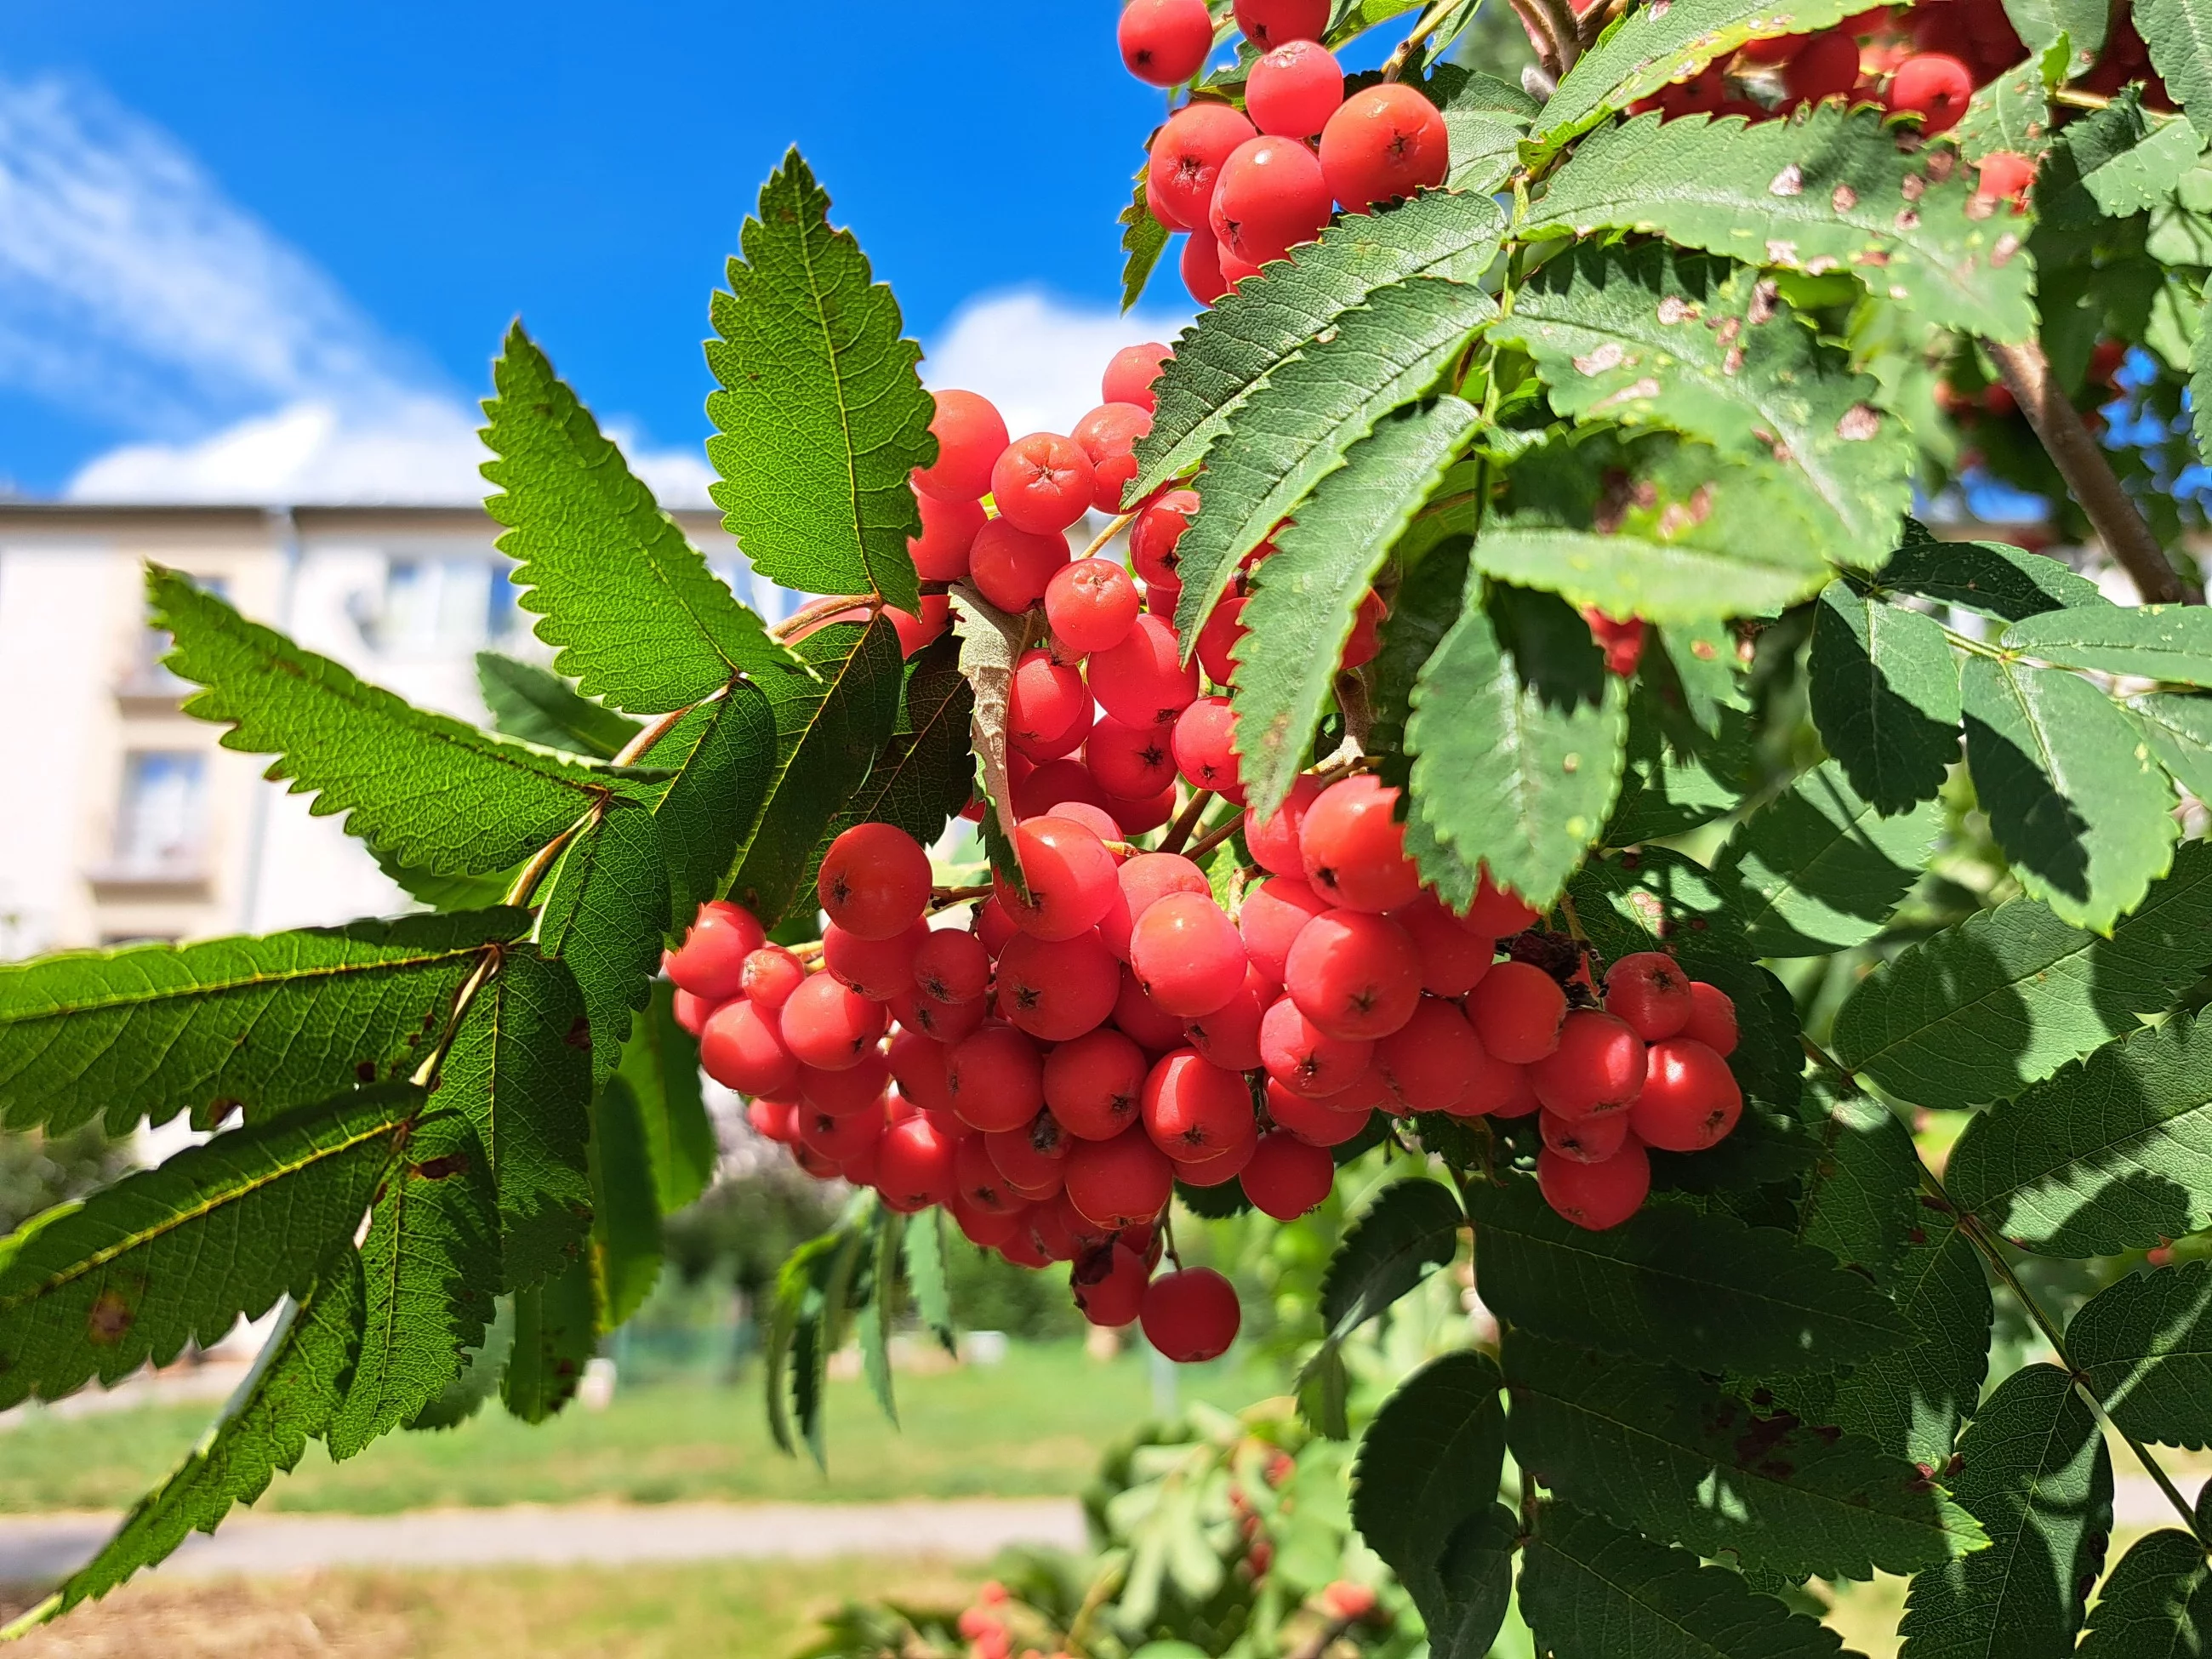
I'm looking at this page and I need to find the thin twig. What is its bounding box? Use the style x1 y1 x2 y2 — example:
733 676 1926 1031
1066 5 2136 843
1160 789 1216 854
1384 0 1455 79
768 591 880 641
1535 0 1582 71
1080 512 1135 560
613 687 723 767
1183 807 1250 864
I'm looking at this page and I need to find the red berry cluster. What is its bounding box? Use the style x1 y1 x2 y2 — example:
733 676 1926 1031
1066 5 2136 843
1120 0 1451 307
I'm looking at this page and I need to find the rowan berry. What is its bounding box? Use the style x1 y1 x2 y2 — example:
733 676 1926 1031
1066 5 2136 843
1631 1038 1744 1151
996 928 1120 1041
671 988 711 1036
1530 1010 1648 1120
949 1133 1021 1214
914 389 1009 502
1260 995 1373 1098
909 493 984 584
779 974 889 1071
1130 488 1200 588
996 815 1121 941
1318 83 1449 212
1681 980 1739 1056
1182 226 1232 306
1451 1031 1536 1120
971 517 1074 613
801 1099 887 1165
1104 344 1171 414
1042 1026 1149 1141
1466 961 1567 1064
892 987 986 1046
955 1194 1024 1250
1285 910 1422 1042
1887 51 1973 133
1537 1140 1650 1229
1783 31 1861 102
1071 1239 1151 1325
1210 135 1334 265
1377 996 1484 1114
1463 875 1541 938
1131 892 1249 1017
986 1115 1069 1194
876 1116 960 1211
1012 759 1113 825
1065 1128 1176 1229
1142 1048 1257 1162
887 1027 955 1116
1196 594 1247 686
1115 966 1194 1051
1111 785 1179 837
1245 774 1319 879
1737 31 1805 62
1046 558 1143 657
1009 650 1094 762
1343 589 1386 669
1142 1267 1242 1361
1975 149 2037 203
991 433 1096 535
1120 0 1216 86
1584 610 1645 676
1090 613 1200 727
1247 39 1345 139
1234 0 1330 46
701 999 799 1096
666 900 767 1002
1603 951 1694 1040
1390 896 1495 996
1541 1106 1632 1166
1263 1078 1373 1147
913 928 991 1006
791 1143 841 1181
1185 965 1271 1072
1243 1131 1337 1219
1172 697 1246 802
1073 402 1153 514
1087 716 1180 802
1096 851 1211 960
747 1096 798 1143
797 1052 893 1117
1300 775 1422 913
824 921 929 1002
942 1023 1046 1134
818 823 932 942
738 945 806 1012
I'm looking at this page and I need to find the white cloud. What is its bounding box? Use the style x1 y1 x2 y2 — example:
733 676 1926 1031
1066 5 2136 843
922 289 1196 439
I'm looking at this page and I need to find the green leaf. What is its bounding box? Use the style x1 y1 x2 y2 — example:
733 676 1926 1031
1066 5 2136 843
818 632 974 863
151 567 613 873
501 1252 598 1424
1952 48 2066 163
1503 1330 1985 1577
1119 163 1167 313
900 1204 955 1356
1714 761 1944 957
2038 91 2205 229
327 1109 499 1461
1808 583 1962 815
1371 532 1472 790
10 1247 364 1623
727 613 905 927
1605 693 1756 846
0 909 523 1136
1896 1364 2111 1659
1353 1350 1506 1627
1795 1086 1921 1280
617 981 715 1217
860 1207 903 1425
372 850 520 915
2003 0 2107 69
1169 276 1497 642
2197 289 2212 464
476 652 641 759
1566 845 1749 961
2129 691 2212 799
1519 1502 1857 1659
1495 243 1912 570
2074 1528 2212 1656
1406 582 1628 910
1320 1177 1462 1338
1234 396 1480 819
0 1084 412 1411
1524 106 2038 340
1134 191 1506 496
1830 840 2212 1109
482 326 791 710
2070 1259 2212 1447
1465 1178 1907 1375
439 949 593 1291
1962 653 2179 932
589 1074 665 1329
1946 1010 2212 1256
705 150 927 613
1821 1222 1993 1470
637 681 778 922
537 800 671 1085
2004 604 2212 686
1425 1504 1519 1659
408 1291 516 1431
1878 523 2109 622
2141 0 2212 139
1434 64 1531 195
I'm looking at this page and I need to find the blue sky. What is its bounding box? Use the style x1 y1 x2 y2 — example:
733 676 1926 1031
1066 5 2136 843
0 2 1196 501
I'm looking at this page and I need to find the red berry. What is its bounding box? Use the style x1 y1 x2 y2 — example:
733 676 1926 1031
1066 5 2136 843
1009 649 1094 761
1172 697 1246 802
791 1143 841 1181
892 988 985 1046
1097 851 1212 960
1784 31 1861 102
1111 784 1179 837
877 1116 960 1211
1087 716 1180 803
1245 774 1319 879
954 1194 1023 1250
1073 402 1153 515
1681 981 1739 1056
1975 150 2037 202
1737 31 1804 63
910 493 986 582
914 390 1009 503
1142 1267 1241 1361
779 973 889 1071
818 824 932 942
1142 1047 1257 1162
1090 613 1200 727
800 1097 887 1165
1071 1240 1150 1325
1603 951 1694 1040
991 433 1096 535
1012 758 1113 824
914 928 991 1006
1260 995 1373 1098
1466 961 1567 1065
1242 1131 1336 1220
1196 593 1247 686
1218 242 1264 291
954 1133 1025 1214
824 920 929 1002
1455 1035 1538 1120
1120 0 1216 86
1584 609 1646 676
748 1096 798 1143
986 1114 1069 1190
971 517 1074 614
1185 965 1271 1072
887 1027 955 1116
946 1023 1046 1133
1103 343 1172 413
1115 966 1194 1051
1343 590 1386 669
1234 0 1330 47
666 900 767 1002
1464 875 1541 938
1043 1027 1149 1141
1263 1078 1373 1147
1210 134 1334 265
1390 897 1495 996
701 999 799 1095
1318 83 1449 212
1285 910 1422 1041
797 1053 893 1117
1046 558 1143 657
1529 1011 1648 1120
1541 1107 1633 1166
672 988 711 1036
1631 1038 1744 1151
1538 1141 1650 1230
996 816 1121 941
1887 50 1973 133
1247 39 1345 139
996 929 1120 1041
1300 775 1421 912
739 945 807 1011
1132 892 1250 1017
1181 226 1232 306
1130 489 1199 587
1064 1128 1175 1228
1377 996 1484 1114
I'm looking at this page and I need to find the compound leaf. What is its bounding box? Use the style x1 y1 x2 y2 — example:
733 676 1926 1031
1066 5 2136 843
816 631 974 864
2071 1259 2212 1448
1426 1504 1519 1659
638 679 778 921
1794 1086 1921 1281
1119 163 1167 312
1808 583 1962 814
2129 691 2212 801
2073 1528 2212 1656
2141 0 2212 135
1320 1177 1463 1339
475 652 640 759
407 1291 514 1431
1716 760 1944 957
1821 1222 1993 1471
536 799 671 1085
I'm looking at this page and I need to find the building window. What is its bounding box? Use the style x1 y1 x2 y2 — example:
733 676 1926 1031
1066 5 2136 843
362 559 516 655
113 752 207 876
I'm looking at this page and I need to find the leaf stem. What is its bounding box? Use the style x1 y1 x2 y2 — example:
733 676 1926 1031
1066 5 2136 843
1080 512 1135 560
1183 808 1250 864
768 592 881 641
1160 789 1217 854
1383 0 1451 79
613 688 721 767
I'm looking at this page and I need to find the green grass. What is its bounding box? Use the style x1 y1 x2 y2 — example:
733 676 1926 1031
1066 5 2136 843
0 1342 1267 1515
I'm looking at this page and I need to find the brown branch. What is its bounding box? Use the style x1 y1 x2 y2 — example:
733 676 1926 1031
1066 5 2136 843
1183 808 1249 864
1984 338 2198 605
1160 789 1216 854
768 592 878 641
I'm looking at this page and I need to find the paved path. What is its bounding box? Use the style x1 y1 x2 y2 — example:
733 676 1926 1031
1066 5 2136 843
0 1497 1088 1583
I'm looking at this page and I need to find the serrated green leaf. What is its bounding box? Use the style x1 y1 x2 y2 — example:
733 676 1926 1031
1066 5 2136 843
589 1074 664 1328
1235 396 1480 819
1821 1222 1993 1470
1565 844 1750 959
152 567 613 873
0 1084 412 1411
1796 1086 1921 1280
501 1251 598 1424
482 327 791 711
1657 614 1751 731
1952 51 2063 163
1171 277 1497 645
1896 1363 2111 1659
372 850 520 915
1604 693 1756 847
11 1246 364 1624
1878 522 2109 621
476 652 641 759
1519 1502 1857 1659
2004 604 2212 685
408 1291 515 1431
618 981 715 1217
816 631 973 866
2074 1528 2212 1656
1831 841 2212 1109
1406 582 1628 909
901 1204 955 1356
1466 1179 1906 1375
1962 653 2179 932
1809 583 1963 815
0 910 523 1136
2129 691 2212 798
2196 291 2212 463
537 800 671 1086
1504 1330 1984 1577
1119 163 1167 313
1947 1010 2212 1256
727 613 904 926
327 1109 499 1461
1496 244 1911 571
705 151 926 613
2003 0 2107 70
1525 107 2038 340
440 949 592 1291
1435 65 1531 196
1134 191 1507 495
2038 91 2205 229
638 681 777 921
1353 1350 1505 1626
1716 760 1944 957
2071 1259 2212 1446
2141 0 2212 138
1426 1504 1519 1659
1320 1177 1462 1338
861 1206 902 1425
1372 532 1472 790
